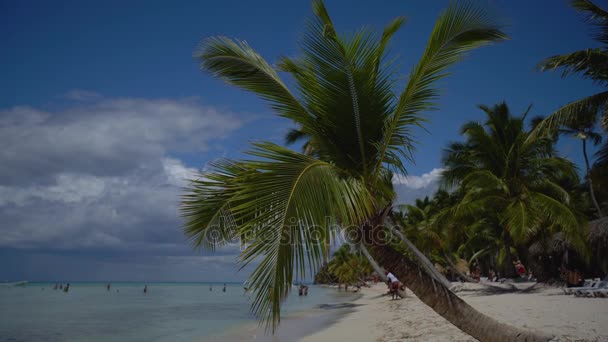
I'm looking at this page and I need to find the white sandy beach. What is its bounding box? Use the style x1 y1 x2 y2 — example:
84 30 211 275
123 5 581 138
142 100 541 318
302 283 608 342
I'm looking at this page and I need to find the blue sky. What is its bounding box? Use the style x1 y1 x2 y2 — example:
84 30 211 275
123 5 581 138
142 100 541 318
0 0 604 282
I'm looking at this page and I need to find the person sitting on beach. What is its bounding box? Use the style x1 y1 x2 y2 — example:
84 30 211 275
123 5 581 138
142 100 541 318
514 260 527 279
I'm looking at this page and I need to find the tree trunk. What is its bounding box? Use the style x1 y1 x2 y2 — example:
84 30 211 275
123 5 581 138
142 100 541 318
360 243 407 298
387 222 453 289
367 243 551 342
444 255 478 283
583 138 604 218
502 234 517 278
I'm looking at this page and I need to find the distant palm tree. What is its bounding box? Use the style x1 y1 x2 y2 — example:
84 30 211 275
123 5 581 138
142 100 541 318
558 107 604 217
442 103 586 276
182 1 547 340
328 246 354 290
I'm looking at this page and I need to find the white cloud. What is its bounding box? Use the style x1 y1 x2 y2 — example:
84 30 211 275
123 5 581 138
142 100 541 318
392 168 445 204
0 97 241 185
0 96 242 252
392 168 444 189
163 157 198 187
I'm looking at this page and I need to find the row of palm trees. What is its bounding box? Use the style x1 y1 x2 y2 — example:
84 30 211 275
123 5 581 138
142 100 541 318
181 0 607 341
395 101 606 282
314 245 374 290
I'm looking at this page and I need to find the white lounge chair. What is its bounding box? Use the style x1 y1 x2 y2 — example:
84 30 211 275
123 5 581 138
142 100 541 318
574 281 608 297
563 280 594 295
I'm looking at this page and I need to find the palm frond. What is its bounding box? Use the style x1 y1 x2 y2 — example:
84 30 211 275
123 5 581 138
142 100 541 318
530 192 588 257
529 91 608 139
230 142 372 331
181 159 247 250
571 0 608 44
374 1 507 178
538 48 608 85
195 36 313 126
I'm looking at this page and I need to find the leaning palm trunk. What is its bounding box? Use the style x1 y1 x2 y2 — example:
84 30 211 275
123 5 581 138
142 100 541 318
367 243 551 342
444 254 478 283
387 222 452 288
360 243 407 298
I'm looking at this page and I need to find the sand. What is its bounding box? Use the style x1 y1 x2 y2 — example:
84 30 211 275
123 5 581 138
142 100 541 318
301 282 608 342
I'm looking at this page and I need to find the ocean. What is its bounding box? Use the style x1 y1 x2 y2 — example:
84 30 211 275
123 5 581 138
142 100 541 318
0 282 359 341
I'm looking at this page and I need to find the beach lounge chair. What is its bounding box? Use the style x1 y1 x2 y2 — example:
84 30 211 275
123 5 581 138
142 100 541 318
573 281 608 297
590 288 608 298
563 280 594 295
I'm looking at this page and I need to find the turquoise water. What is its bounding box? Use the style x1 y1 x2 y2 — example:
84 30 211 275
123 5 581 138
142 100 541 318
0 283 355 341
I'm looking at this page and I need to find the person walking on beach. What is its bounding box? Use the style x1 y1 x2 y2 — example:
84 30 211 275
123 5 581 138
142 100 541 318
143 285 148 294
222 283 226 292
209 284 212 291
385 271 400 300
63 283 70 293
106 283 111 291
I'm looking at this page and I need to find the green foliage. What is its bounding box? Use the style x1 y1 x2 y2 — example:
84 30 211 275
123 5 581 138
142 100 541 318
326 245 373 286
443 103 587 256
535 0 608 184
184 0 506 331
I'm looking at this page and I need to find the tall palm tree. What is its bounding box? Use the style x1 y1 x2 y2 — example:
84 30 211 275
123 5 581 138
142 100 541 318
181 1 548 340
558 107 604 217
536 0 608 202
442 103 587 276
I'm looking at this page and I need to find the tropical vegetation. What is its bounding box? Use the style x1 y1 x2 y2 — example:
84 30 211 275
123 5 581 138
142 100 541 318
181 0 608 341
536 0 608 218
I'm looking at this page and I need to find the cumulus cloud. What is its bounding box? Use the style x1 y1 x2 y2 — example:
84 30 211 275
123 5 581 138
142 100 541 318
0 96 241 255
392 168 444 189
392 168 445 204
0 98 240 186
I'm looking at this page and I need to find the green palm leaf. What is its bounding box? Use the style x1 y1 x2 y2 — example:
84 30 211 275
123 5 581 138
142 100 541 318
374 1 507 178
195 36 313 127
215 142 372 331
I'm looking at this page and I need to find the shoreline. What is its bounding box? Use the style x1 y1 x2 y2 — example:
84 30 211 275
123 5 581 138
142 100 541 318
213 288 363 341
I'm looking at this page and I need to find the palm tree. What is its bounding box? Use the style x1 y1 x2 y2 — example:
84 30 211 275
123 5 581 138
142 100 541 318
558 108 604 217
328 245 354 290
327 245 373 290
181 1 549 340
536 0 608 202
441 103 587 277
